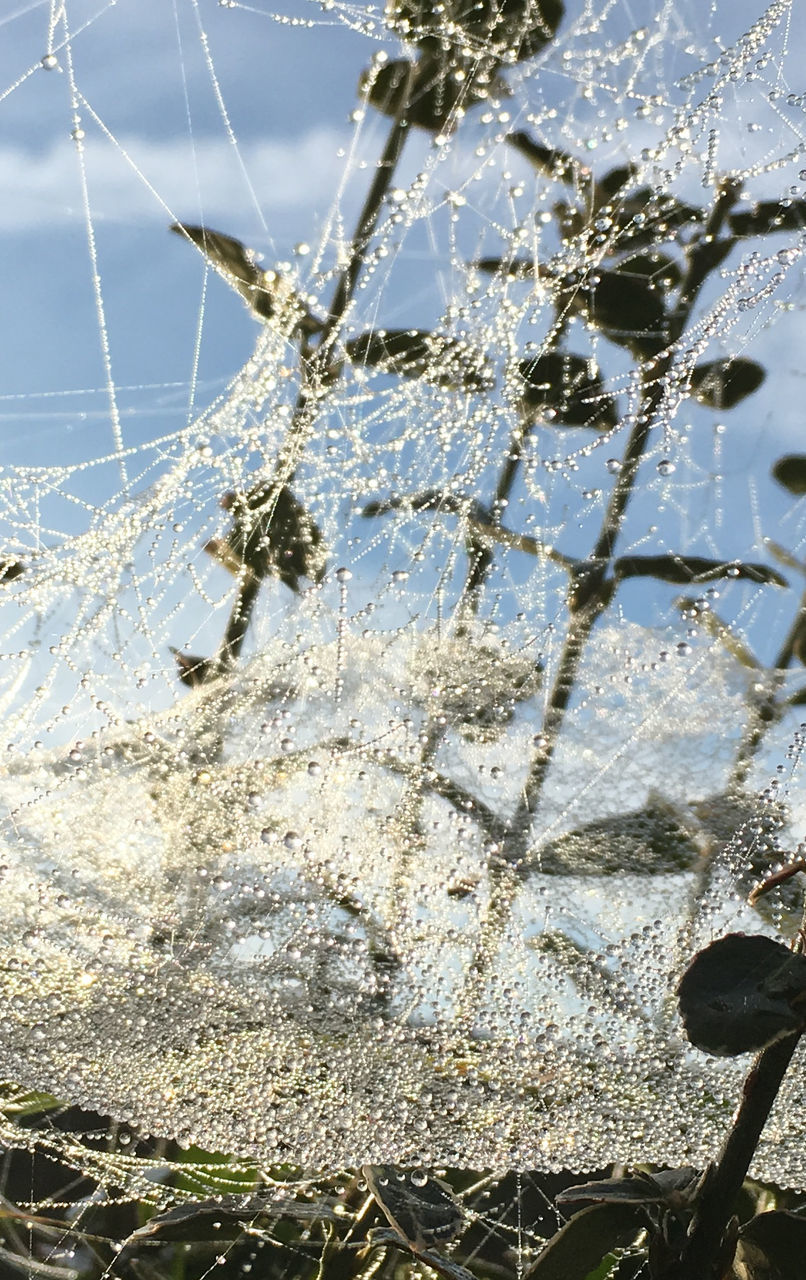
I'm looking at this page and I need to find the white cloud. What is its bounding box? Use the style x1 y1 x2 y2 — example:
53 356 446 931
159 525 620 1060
0 128 354 231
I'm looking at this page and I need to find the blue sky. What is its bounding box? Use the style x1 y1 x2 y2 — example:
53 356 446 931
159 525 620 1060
1 0 805 666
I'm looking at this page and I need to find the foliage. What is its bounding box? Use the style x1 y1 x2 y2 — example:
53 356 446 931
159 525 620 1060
4 1 806 1279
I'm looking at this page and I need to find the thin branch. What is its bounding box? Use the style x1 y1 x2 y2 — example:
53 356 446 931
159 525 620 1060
508 177 741 851
214 75 415 670
681 1029 803 1277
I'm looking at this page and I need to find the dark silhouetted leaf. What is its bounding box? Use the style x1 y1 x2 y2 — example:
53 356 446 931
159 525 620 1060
206 484 326 593
729 199 806 238
593 164 638 204
472 256 534 278
675 597 760 669
516 352 618 429
129 1194 340 1242
169 649 219 689
385 0 564 65
609 192 701 243
773 455 806 495
677 933 806 1056
0 558 24 583
736 1210 806 1280
362 488 487 520
363 1166 462 1252
685 236 735 280
558 1168 700 1210
575 180 706 249
690 357 765 409
170 223 317 332
346 329 492 390
614 554 786 587
615 251 682 289
533 796 701 875
506 131 580 181
792 617 806 667
360 57 507 132
524 1202 641 1279
566 270 668 358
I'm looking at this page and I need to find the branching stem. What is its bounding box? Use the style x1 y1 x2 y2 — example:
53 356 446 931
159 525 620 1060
215 80 414 669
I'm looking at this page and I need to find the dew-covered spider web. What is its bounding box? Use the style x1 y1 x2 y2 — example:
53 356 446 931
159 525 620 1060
4 0 806 1256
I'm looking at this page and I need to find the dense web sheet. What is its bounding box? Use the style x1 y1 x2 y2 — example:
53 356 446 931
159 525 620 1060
3 0 806 1217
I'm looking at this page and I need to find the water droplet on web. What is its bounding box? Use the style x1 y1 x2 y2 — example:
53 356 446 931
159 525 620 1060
657 459 675 475
41 53 58 70
606 459 622 473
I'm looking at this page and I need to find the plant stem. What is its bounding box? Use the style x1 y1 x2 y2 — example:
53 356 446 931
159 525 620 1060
506 181 740 857
214 82 414 670
454 184 742 1017
731 584 806 790
680 1030 802 1278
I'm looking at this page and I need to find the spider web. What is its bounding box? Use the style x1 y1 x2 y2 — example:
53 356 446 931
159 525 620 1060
2 0 806 1244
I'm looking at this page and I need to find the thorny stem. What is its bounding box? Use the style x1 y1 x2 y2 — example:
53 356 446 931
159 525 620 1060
215 77 414 670
681 1028 803 1278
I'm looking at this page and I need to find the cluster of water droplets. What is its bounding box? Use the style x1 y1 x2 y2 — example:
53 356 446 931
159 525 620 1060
2 0 806 1219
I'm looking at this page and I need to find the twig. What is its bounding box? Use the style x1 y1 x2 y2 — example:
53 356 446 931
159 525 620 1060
681 1029 803 1277
215 72 415 668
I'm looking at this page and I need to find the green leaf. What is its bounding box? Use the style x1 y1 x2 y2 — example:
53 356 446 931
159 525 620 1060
729 199 806 237
689 357 765 409
613 554 786 587
772 454 806 495
525 1203 642 1280
347 329 492 390
516 352 618 429
558 1168 699 1210
677 933 806 1056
